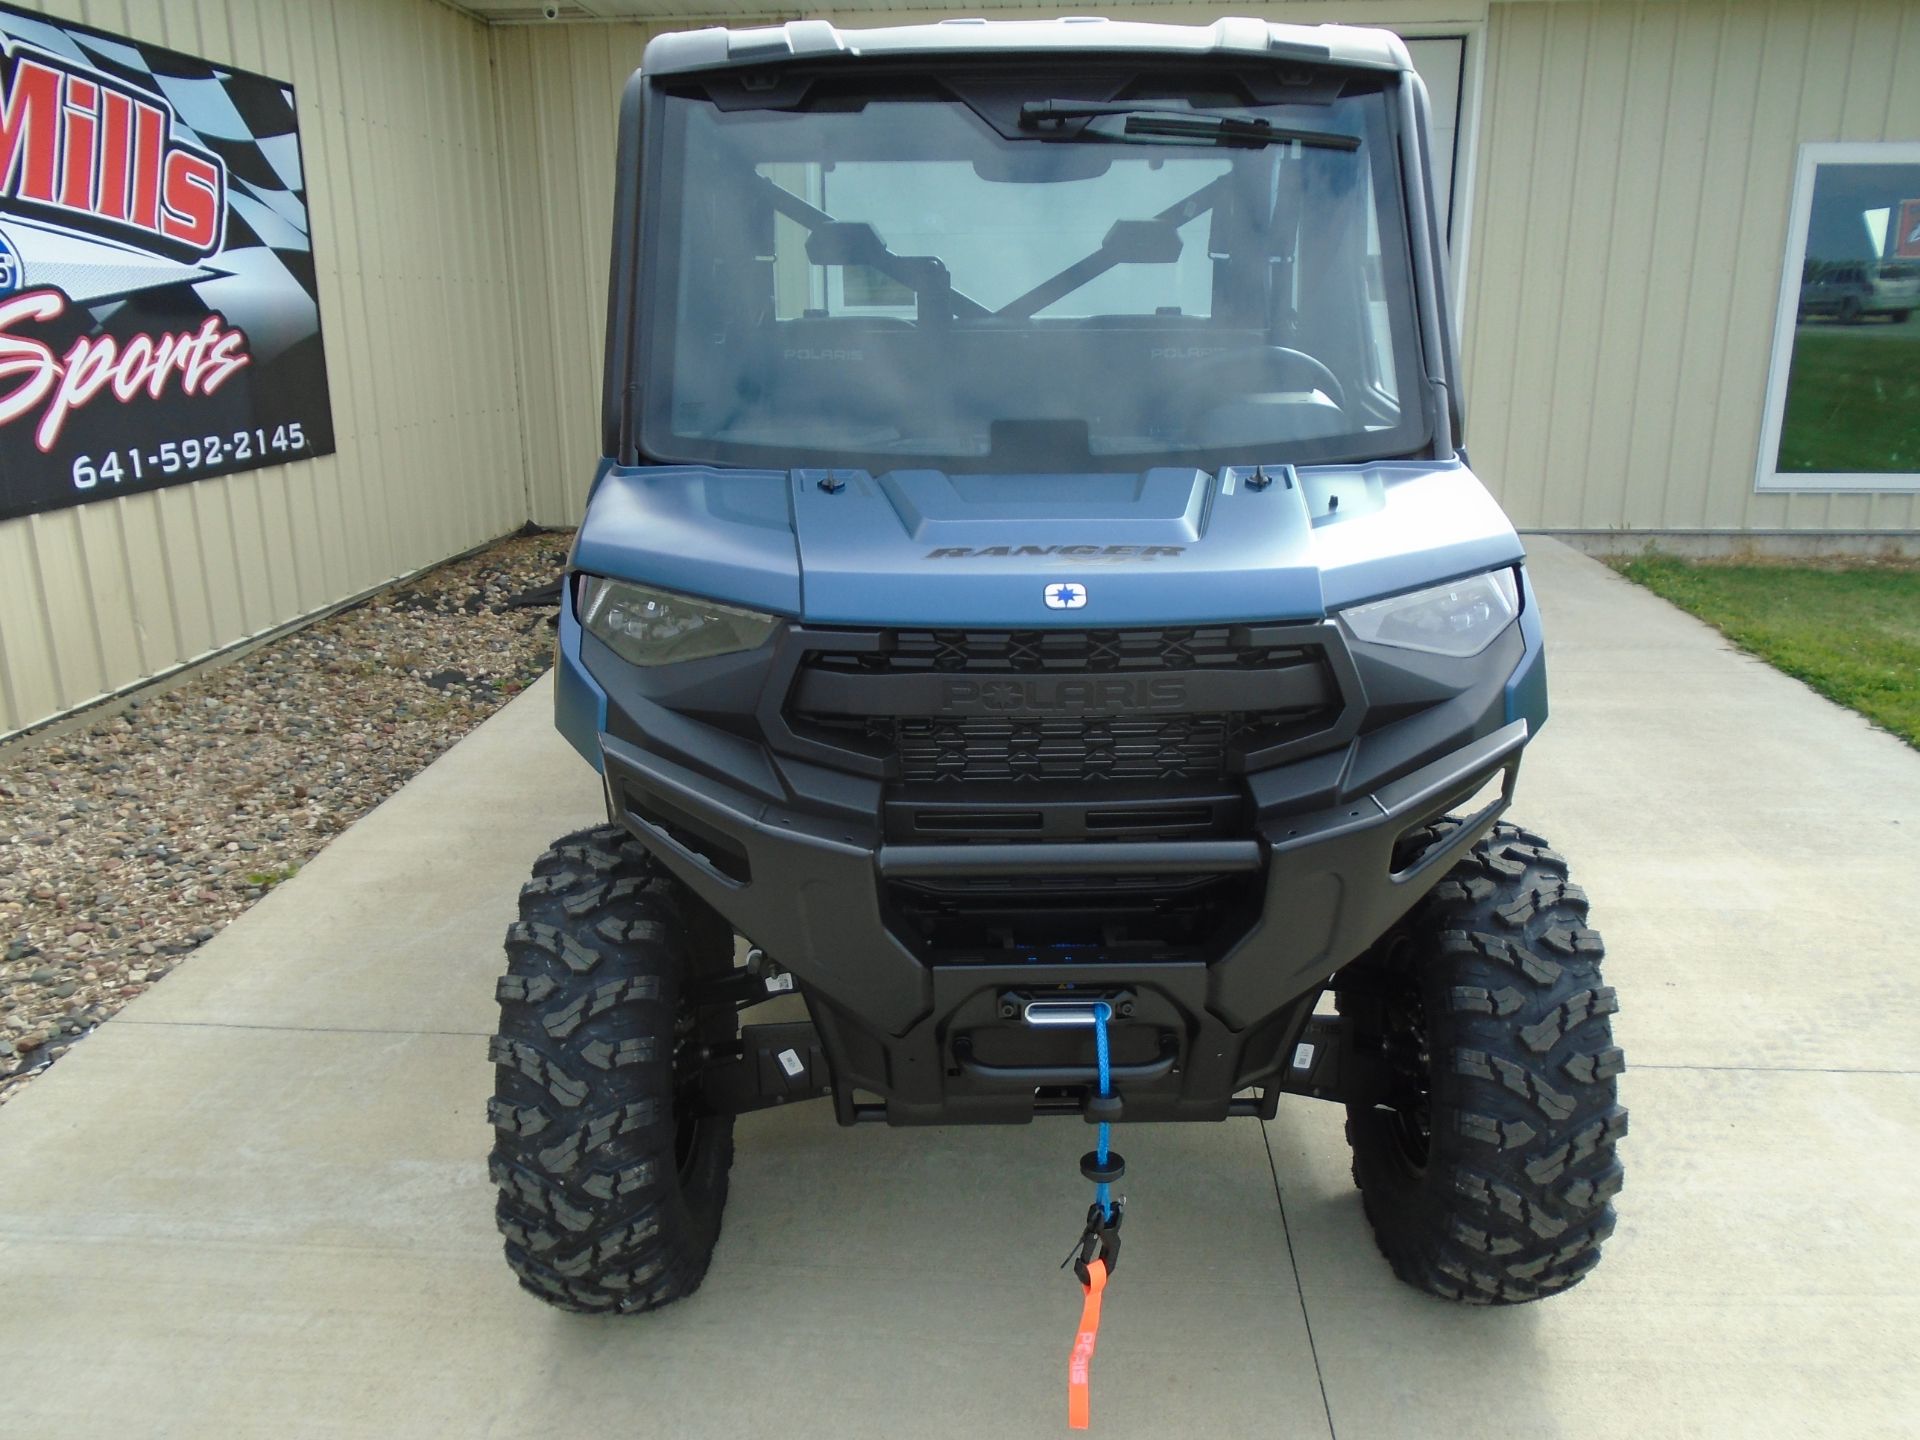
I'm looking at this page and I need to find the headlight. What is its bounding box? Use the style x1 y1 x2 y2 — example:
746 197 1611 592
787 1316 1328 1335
1338 569 1520 657
578 577 779 667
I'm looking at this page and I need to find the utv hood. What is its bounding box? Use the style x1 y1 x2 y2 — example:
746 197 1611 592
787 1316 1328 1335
571 461 1525 627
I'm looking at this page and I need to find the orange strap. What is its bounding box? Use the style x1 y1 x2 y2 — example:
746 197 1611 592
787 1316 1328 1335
1067 1258 1108 1430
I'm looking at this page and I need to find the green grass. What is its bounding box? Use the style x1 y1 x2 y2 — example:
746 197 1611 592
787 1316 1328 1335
1612 556 1920 748
1776 329 1920 473
1609 556 1920 747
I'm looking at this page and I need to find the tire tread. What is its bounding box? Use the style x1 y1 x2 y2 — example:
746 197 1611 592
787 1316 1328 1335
489 824 734 1315
1345 821 1627 1305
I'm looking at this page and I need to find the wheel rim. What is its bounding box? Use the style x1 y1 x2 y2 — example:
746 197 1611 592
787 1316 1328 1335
1377 947 1434 1174
671 1007 707 1179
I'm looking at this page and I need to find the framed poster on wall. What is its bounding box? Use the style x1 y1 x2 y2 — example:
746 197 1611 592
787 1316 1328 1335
1755 141 1920 492
0 3 334 522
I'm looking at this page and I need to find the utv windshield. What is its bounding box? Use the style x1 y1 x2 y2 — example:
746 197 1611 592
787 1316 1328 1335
641 71 1430 473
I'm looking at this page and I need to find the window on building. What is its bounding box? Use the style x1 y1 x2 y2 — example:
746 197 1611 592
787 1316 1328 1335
1757 142 1920 491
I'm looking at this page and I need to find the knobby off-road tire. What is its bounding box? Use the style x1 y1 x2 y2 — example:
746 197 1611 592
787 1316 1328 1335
488 824 737 1313
1342 821 1627 1304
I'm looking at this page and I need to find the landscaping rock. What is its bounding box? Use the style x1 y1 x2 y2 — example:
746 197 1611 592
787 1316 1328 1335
0 530 571 1103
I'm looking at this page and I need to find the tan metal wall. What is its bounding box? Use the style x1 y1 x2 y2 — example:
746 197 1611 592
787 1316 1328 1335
492 15 656 525
0 0 526 739
1463 0 1920 538
496 0 1920 542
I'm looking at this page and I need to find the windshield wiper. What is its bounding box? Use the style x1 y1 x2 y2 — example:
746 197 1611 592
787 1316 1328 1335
1018 101 1359 151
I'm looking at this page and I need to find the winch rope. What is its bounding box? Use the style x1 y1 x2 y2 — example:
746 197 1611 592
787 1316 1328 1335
1065 998 1125 1430
1093 1002 1114 1220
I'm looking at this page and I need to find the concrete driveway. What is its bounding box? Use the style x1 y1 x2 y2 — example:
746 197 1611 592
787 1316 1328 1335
2 538 1916 1438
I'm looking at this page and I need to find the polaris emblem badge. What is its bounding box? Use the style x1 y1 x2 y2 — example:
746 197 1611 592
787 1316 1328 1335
1045 582 1088 610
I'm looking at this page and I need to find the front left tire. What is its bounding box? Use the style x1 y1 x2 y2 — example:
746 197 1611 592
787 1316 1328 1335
1338 822 1628 1305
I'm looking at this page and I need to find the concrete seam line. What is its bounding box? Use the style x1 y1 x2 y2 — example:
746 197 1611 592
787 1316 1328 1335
1630 1061 1919 1077
1262 1117 1339 1440
111 1019 492 1039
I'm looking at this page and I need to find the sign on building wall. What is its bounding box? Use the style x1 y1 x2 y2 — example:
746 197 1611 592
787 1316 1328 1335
1897 198 1920 262
0 5 333 523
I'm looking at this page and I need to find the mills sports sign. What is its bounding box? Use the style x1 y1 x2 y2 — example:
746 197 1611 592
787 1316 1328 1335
0 5 333 522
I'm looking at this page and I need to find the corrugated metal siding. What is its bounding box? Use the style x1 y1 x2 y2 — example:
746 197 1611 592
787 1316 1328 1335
1463 0 1920 534
0 0 527 738
492 18 659 526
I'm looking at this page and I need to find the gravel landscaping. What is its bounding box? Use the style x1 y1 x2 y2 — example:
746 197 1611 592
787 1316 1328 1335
0 529 573 1103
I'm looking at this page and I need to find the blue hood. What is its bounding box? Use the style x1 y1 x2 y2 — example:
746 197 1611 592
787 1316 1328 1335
569 460 1525 626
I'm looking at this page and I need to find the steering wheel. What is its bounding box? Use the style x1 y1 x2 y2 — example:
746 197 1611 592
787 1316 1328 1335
1165 345 1349 414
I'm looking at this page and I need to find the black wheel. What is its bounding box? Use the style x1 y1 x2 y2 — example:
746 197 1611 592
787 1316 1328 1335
1338 821 1626 1304
1889 309 1912 323
488 824 737 1313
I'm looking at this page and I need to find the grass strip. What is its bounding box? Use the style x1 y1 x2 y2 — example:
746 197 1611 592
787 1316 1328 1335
1609 555 1920 748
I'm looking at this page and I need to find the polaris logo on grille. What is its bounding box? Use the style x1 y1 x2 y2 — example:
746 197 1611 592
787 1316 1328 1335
939 678 1188 714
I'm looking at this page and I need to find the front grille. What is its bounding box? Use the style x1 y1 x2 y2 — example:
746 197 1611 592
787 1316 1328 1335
787 625 1346 785
889 713 1264 784
805 627 1311 675
885 868 1262 959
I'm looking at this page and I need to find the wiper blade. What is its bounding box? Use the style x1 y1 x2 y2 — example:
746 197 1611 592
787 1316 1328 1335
1018 101 1359 152
1120 113 1361 150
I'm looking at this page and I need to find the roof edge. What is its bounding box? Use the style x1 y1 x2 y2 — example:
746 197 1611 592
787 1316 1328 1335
640 17 1412 80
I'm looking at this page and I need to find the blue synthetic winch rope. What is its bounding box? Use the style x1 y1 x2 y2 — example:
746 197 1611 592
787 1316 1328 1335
1093 1002 1114 1220
1065 1001 1123 1429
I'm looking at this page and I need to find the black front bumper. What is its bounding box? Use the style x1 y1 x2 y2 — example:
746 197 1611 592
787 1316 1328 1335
599 715 1526 1125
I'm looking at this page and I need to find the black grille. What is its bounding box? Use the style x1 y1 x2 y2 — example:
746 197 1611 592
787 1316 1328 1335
885 869 1260 959
789 626 1348 785
805 627 1314 675
893 713 1264 784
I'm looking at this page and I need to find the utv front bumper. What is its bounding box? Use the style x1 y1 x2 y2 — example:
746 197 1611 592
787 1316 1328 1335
560 572 1543 1124
598 714 1524 1125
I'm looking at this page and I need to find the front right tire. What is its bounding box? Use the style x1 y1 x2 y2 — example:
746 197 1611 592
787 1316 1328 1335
488 825 736 1314
1340 822 1628 1304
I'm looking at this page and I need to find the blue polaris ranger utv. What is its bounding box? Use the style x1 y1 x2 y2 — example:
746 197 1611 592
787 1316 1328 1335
489 16 1626 1317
